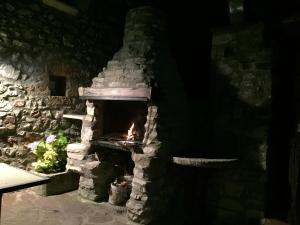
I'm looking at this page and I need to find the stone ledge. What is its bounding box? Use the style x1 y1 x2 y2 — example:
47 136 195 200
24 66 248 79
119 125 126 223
172 157 238 168
42 0 78 16
31 170 80 196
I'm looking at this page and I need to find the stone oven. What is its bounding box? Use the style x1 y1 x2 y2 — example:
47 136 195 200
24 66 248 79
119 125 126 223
64 6 189 224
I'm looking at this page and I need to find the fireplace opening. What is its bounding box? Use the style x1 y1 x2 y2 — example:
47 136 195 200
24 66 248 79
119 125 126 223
91 100 147 197
103 101 147 141
91 100 148 154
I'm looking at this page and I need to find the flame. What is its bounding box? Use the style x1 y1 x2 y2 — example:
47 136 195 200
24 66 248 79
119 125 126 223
127 123 135 141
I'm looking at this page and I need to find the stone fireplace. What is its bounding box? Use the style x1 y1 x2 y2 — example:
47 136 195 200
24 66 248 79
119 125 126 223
65 6 189 224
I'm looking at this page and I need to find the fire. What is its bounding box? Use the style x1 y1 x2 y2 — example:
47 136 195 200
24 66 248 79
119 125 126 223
127 123 135 141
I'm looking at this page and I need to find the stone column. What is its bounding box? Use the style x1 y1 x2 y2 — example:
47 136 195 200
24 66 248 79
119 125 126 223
126 105 169 224
66 100 96 172
78 156 122 202
209 23 271 224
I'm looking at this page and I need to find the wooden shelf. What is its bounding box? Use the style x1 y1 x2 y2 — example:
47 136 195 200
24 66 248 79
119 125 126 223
63 114 85 120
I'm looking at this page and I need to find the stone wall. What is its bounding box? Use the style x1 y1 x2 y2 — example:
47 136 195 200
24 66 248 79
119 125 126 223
0 0 124 169
207 24 271 224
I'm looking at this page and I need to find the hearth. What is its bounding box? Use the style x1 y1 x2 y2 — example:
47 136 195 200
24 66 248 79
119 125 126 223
64 6 190 224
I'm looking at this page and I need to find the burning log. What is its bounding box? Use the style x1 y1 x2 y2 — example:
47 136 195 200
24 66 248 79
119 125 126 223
127 123 135 141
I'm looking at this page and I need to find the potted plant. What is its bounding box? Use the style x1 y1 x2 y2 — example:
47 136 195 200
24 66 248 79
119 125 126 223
28 130 79 195
29 130 68 173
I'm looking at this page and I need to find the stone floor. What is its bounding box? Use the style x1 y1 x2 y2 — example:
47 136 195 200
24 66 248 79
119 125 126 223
264 219 289 225
2 189 130 225
1 189 291 225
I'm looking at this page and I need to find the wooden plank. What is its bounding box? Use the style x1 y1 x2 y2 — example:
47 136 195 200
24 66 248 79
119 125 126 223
63 114 85 120
78 87 151 100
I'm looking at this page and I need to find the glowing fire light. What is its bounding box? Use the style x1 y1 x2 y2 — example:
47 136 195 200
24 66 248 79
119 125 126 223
127 123 135 141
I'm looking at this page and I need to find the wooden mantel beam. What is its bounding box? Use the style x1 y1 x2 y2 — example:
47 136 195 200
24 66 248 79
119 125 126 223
78 87 151 101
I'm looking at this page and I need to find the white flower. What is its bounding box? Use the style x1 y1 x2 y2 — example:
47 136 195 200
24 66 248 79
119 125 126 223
28 141 39 151
46 135 56 144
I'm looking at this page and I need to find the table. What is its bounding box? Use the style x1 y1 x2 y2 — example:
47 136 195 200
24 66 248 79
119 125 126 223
0 163 50 223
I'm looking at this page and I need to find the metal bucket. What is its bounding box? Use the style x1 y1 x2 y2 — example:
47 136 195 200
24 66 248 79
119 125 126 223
108 175 132 205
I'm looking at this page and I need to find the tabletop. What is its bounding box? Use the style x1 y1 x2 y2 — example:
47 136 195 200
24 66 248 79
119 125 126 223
0 163 50 193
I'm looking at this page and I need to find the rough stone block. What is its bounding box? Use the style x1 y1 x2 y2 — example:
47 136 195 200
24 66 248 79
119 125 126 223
126 198 147 216
0 64 20 80
67 152 86 160
67 142 90 154
81 128 94 143
130 191 149 201
131 179 161 194
132 153 155 169
0 127 10 136
80 160 101 178
78 176 107 202
66 164 82 173
133 167 149 180
126 198 153 224
86 102 95 116
13 100 25 107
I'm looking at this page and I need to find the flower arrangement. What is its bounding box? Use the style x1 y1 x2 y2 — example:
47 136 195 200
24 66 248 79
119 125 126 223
28 130 68 173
